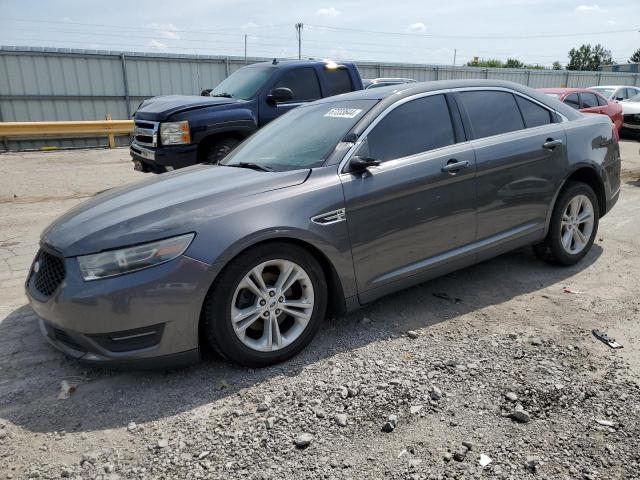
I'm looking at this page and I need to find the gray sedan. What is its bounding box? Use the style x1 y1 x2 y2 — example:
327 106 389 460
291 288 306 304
26 80 621 368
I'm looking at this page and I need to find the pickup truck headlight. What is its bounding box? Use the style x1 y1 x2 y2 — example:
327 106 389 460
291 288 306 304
160 121 191 145
77 233 195 281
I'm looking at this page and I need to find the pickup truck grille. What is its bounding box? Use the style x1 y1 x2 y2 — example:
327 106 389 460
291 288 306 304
134 120 159 147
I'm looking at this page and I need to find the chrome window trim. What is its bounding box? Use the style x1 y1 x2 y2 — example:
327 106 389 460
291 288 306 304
338 86 568 174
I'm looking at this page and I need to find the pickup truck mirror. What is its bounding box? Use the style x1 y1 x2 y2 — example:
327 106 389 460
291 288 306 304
267 87 294 105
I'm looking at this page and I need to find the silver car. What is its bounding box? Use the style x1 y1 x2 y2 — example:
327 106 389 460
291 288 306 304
26 80 621 368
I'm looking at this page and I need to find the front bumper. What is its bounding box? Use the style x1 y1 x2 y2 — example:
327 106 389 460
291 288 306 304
130 141 199 171
26 251 214 367
621 114 640 138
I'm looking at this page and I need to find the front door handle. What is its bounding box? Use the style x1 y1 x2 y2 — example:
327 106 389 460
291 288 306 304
441 159 470 174
542 139 563 150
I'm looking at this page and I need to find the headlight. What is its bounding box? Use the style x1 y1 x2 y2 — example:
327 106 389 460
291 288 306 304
160 121 191 145
77 233 195 281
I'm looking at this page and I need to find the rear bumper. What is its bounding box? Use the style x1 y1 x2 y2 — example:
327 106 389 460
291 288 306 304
130 141 199 170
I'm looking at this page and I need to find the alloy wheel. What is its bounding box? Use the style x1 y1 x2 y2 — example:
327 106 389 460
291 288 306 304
230 259 315 352
560 194 594 255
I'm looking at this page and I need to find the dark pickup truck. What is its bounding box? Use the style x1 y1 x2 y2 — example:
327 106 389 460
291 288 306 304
130 59 364 173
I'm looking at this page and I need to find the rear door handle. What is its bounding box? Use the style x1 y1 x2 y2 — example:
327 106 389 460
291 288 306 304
542 139 563 150
441 160 470 174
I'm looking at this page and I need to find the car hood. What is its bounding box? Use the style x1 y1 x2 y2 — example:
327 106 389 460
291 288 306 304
42 166 310 257
134 95 241 121
620 102 640 115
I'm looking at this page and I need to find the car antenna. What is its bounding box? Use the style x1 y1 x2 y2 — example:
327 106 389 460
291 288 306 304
272 58 278 65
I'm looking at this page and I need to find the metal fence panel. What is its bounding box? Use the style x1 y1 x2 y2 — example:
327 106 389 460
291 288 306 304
2 46 639 151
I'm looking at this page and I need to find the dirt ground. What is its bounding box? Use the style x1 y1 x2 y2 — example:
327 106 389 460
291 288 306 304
0 142 639 479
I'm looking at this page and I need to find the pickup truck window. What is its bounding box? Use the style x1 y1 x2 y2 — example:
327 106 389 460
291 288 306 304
325 69 353 96
274 68 322 102
210 66 272 100
221 99 377 172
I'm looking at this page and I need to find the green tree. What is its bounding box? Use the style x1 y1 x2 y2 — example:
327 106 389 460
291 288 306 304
504 58 524 69
630 48 640 63
567 44 613 71
552 61 562 70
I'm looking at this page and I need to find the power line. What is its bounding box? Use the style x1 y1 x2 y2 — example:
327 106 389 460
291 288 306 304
307 23 640 40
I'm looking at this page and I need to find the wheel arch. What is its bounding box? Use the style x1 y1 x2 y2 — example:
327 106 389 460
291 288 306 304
544 164 606 236
196 130 249 162
198 236 348 340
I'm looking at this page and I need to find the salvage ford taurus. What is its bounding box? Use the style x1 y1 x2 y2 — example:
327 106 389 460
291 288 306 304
26 80 621 368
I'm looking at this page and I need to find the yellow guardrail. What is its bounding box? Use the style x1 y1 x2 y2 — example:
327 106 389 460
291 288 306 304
0 116 134 148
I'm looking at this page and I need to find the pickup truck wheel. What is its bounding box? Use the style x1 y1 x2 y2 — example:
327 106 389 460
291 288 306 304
533 181 599 266
201 242 327 367
203 138 240 165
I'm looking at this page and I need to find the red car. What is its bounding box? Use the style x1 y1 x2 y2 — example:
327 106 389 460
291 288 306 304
538 88 623 138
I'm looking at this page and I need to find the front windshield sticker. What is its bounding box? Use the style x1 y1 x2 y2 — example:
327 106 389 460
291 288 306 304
324 108 363 119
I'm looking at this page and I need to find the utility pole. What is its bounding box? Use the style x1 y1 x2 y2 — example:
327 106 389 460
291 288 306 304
244 34 247 64
452 49 457 67
295 23 303 59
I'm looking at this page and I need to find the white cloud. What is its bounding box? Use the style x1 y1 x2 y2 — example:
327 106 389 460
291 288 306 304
406 22 426 33
147 39 168 50
150 22 180 40
575 4 600 13
316 7 341 17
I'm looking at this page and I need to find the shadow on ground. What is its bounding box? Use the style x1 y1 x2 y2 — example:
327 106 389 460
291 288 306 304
0 245 602 434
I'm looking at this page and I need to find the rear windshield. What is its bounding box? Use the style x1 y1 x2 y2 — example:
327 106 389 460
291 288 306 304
222 100 377 171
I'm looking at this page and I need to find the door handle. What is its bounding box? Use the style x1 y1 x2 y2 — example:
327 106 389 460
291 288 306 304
441 160 470 174
542 139 563 150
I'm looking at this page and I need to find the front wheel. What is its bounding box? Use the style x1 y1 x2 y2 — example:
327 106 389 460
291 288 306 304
533 181 599 265
201 243 327 367
203 137 240 165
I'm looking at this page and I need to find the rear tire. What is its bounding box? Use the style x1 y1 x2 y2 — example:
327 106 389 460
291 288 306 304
203 137 240 165
201 242 327 367
533 181 599 266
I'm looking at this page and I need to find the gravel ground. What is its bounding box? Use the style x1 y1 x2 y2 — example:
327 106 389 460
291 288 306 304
0 141 639 480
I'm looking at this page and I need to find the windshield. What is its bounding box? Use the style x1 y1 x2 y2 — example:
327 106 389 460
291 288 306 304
590 87 614 98
210 66 273 100
222 100 377 171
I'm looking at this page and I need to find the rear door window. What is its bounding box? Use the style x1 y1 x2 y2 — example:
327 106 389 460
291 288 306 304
515 95 552 128
361 94 455 162
324 69 353 96
580 92 599 109
564 93 581 110
458 91 524 139
273 68 321 102
626 88 639 100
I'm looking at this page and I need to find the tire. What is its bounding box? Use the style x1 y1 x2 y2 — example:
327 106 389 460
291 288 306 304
201 242 328 367
203 137 240 165
533 181 599 266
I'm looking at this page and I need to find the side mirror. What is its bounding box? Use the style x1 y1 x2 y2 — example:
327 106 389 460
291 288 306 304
349 155 380 173
267 87 294 105
614 97 624 102
200 88 212 96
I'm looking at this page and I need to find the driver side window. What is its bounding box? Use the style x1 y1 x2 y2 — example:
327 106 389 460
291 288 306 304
357 94 456 163
273 68 322 103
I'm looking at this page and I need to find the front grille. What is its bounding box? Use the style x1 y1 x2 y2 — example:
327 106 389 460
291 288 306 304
134 120 159 147
52 327 85 352
33 250 66 297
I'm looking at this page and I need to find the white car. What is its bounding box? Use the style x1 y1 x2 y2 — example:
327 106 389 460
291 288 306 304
588 85 640 102
620 93 640 137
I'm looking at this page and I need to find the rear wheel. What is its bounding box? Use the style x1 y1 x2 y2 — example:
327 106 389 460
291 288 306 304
203 137 240 165
533 181 599 265
201 243 327 367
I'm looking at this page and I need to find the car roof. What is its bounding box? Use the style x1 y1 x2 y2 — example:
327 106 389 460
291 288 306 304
590 85 626 89
370 77 416 83
244 59 356 69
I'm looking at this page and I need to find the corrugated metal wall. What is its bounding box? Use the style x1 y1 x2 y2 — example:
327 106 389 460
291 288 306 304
1 46 639 151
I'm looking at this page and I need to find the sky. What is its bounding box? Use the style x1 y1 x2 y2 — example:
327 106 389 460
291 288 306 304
0 0 638 67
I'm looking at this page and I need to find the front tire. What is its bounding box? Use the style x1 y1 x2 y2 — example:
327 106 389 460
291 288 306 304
203 137 240 165
533 181 599 265
201 243 327 367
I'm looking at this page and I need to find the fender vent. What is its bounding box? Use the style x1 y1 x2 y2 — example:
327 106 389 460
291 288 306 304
311 208 346 225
